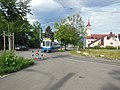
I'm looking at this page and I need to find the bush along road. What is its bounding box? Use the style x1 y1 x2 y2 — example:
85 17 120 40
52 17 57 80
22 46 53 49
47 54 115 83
0 51 34 76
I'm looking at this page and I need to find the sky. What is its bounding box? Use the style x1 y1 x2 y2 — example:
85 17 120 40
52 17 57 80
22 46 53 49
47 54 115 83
27 0 120 34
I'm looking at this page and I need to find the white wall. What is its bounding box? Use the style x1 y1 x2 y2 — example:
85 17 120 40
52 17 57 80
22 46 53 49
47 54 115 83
86 39 93 47
89 40 101 47
86 36 120 48
104 36 117 47
86 26 92 36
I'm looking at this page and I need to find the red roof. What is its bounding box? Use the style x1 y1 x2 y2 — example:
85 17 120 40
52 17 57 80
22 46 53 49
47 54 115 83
86 32 116 39
86 34 109 39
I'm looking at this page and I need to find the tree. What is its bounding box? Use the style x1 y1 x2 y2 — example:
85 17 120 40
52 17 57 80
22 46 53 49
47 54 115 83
55 24 79 50
44 26 54 41
0 12 7 50
0 10 32 47
55 12 85 50
28 21 42 48
0 0 31 50
0 0 31 33
13 18 31 45
60 12 85 49
0 0 31 22
67 13 85 49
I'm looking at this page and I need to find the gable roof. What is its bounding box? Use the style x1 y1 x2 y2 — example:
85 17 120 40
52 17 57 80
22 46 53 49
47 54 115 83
88 35 107 47
86 34 109 39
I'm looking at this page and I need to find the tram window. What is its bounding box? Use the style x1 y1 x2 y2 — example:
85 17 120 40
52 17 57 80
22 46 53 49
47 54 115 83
51 42 52 46
46 41 50 46
43 41 45 46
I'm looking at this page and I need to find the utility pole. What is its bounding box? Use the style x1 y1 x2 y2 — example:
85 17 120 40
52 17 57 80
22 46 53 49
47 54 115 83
4 32 14 51
3 31 6 51
8 22 11 51
9 33 12 51
12 33 14 51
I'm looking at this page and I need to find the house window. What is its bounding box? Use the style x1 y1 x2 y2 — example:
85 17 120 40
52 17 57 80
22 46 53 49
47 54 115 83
101 39 104 45
111 42 113 45
107 37 109 40
119 35 120 41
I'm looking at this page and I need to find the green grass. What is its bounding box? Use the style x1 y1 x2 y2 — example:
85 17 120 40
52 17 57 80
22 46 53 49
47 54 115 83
58 49 65 52
0 51 34 76
71 49 120 60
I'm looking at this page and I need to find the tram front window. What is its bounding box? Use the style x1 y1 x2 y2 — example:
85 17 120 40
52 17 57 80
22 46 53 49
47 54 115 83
46 41 51 46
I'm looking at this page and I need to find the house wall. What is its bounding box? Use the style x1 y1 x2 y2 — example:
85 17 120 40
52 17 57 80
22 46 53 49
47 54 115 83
104 36 117 47
117 35 120 46
86 39 94 47
89 40 101 47
118 40 120 46
86 26 92 36
86 39 101 47
86 34 120 48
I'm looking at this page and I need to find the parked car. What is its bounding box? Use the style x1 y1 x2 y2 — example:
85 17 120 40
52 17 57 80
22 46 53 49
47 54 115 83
15 45 29 51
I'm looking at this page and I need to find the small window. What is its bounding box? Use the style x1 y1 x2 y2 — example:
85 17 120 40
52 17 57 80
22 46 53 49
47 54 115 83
111 42 113 45
119 35 120 41
101 39 103 41
107 37 109 40
51 42 52 46
43 41 45 46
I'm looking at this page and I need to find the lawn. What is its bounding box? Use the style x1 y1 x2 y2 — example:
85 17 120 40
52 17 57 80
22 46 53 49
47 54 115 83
71 49 120 60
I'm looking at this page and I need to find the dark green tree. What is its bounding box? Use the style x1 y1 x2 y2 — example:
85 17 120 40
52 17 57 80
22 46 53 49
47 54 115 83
0 0 31 50
0 0 31 33
44 26 54 41
0 0 31 22
28 21 42 48
0 15 31 49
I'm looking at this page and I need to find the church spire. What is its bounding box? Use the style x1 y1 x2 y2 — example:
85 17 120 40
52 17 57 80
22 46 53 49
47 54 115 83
87 19 91 26
86 19 92 36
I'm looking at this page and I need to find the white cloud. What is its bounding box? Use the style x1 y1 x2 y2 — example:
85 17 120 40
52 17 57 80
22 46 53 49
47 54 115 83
89 11 120 33
27 0 120 33
30 0 62 12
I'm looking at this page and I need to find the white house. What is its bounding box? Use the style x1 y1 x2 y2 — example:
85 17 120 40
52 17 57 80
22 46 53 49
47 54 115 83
85 20 120 48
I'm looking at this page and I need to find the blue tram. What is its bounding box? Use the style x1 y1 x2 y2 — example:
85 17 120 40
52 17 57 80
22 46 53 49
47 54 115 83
41 38 53 52
41 38 60 53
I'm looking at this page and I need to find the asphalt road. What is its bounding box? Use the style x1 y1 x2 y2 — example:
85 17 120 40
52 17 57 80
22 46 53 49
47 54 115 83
0 49 120 90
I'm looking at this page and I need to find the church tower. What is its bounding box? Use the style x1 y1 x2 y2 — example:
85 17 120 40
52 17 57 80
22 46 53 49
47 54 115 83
86 19 92 36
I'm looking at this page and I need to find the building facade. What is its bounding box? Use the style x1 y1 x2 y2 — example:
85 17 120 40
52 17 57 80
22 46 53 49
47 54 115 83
85 20 120 48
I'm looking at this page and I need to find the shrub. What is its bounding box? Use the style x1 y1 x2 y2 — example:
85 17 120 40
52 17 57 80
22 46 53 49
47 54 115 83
94 45 100 49
0 51 34 75
105 46 116 49
58 49 65 52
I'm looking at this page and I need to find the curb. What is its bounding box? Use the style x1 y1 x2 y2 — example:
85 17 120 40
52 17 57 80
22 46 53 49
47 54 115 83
0 74 10 79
